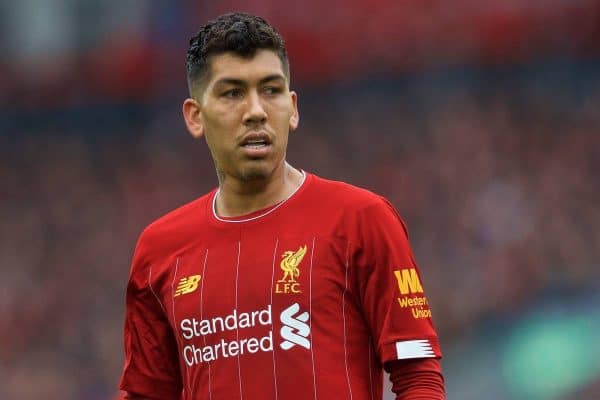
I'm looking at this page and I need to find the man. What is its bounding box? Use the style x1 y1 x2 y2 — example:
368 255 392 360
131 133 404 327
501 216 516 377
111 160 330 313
119 12 445 400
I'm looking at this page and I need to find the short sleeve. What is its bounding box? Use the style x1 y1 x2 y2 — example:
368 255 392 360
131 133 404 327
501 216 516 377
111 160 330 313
119 233 183 399
353 197 442 365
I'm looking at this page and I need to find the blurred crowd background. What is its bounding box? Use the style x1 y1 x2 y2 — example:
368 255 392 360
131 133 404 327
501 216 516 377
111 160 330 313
1 1 599 399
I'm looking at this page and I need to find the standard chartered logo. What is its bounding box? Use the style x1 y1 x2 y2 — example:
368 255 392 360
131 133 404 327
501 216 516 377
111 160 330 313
280 303 310 350
179 303 311 366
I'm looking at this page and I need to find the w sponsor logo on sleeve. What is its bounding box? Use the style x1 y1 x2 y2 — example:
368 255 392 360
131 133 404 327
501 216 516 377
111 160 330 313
279 303 311 350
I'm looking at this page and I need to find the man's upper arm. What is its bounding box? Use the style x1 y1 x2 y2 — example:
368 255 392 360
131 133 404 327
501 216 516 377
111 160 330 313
119 232 183 399
353 197 443 365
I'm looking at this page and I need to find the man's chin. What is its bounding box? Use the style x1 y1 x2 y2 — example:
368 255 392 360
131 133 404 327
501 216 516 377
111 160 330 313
240 171 268 181
232 158 283 182
237 165 272 182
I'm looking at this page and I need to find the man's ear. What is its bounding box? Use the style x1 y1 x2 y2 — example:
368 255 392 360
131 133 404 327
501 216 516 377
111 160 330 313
182 97 204 138
289 91 299 131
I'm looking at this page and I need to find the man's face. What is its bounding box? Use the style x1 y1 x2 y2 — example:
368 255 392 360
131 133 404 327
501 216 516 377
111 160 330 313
186 49 299 183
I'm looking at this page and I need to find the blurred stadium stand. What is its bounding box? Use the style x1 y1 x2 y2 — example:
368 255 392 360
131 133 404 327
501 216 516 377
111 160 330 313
1 1 599 399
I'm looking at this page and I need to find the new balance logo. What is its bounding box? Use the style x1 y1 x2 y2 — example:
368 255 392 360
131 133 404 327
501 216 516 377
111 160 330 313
393 268 423 295
280 303 310 350
174 275 201 297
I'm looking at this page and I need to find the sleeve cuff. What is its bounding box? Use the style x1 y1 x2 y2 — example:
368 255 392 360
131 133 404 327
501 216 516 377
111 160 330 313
119 371 181 400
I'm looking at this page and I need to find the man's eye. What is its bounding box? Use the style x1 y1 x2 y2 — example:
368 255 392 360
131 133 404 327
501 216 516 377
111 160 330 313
263 86 282 95
223 89 243 98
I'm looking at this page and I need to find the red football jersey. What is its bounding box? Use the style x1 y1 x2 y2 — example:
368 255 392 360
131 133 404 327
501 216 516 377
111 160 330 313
120 172 442 400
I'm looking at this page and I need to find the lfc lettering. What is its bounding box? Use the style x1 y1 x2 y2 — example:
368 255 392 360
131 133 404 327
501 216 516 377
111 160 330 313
275 282 301 293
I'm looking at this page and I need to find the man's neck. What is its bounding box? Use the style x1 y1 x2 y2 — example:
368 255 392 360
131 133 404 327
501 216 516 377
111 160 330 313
215 163 303 217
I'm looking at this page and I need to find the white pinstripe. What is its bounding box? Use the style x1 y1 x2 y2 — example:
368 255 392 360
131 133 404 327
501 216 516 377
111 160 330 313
309 237 317 400
148 265 167 315
170 258 191 399
200 249 212 400
342 244 353 400
234 241 243 400
367 338 374 400
270 239 279 400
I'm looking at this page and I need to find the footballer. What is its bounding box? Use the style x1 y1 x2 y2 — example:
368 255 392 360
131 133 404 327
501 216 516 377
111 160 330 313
119 12 445 399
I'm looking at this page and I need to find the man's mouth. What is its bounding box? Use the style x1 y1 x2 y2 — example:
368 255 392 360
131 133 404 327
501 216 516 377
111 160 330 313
242 139 269 149
240 132 272 150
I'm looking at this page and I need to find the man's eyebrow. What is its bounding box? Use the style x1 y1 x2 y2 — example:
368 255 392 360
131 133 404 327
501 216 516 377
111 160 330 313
258 74 286 84
213 78 245 88
213 74 286 88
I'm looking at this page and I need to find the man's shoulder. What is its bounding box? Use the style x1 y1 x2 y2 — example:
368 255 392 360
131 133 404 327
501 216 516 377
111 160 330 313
137 191 214 249
308 173 385 209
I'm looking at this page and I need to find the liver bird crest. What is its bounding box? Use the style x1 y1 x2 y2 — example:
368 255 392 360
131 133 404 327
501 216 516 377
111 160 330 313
279 245 307 282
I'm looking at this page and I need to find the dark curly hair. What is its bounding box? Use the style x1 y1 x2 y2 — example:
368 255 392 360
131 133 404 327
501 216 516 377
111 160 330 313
186 12 289 96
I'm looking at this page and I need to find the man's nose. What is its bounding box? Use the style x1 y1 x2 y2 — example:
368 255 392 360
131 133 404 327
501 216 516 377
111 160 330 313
243 90 267 125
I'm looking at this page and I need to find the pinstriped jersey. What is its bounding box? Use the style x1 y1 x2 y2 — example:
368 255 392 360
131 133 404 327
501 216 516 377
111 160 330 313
119 173 442 399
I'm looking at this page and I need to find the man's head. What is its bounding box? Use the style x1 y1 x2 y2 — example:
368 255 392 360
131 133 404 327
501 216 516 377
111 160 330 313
186 12 290 98
182 13 299 185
